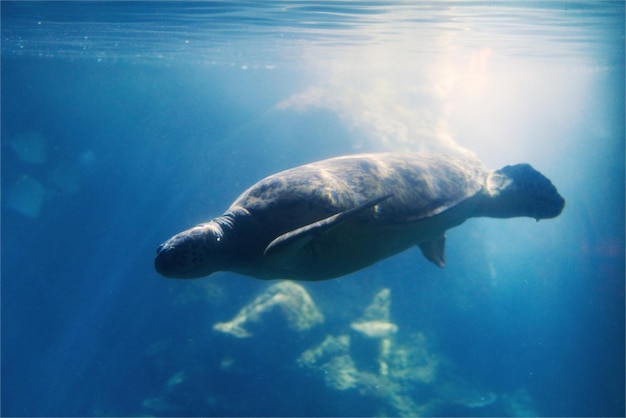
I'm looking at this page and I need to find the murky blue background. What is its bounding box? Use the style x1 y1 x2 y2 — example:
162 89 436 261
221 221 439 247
2 2 624 416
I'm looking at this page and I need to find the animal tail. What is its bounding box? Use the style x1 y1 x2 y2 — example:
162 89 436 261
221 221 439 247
481 163 565 220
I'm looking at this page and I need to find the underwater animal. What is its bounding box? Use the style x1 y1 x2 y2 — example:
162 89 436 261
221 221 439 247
155 153 564 281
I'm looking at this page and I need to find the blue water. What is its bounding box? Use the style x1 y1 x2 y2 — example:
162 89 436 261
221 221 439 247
2 1 624 416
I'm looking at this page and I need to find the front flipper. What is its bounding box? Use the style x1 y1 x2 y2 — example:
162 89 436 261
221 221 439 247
264 194 392 260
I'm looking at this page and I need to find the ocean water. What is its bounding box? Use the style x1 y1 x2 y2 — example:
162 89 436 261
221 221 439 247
1 1 624 416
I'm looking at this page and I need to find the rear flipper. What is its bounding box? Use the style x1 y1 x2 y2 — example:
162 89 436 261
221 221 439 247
418 234 446 268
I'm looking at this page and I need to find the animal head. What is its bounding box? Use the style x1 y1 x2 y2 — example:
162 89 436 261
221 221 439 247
154 222 227 278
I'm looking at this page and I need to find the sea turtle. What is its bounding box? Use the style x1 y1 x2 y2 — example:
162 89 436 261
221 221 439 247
155 153 564 281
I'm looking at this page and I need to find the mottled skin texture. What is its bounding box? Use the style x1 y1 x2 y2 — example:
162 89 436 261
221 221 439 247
155 153 565 281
